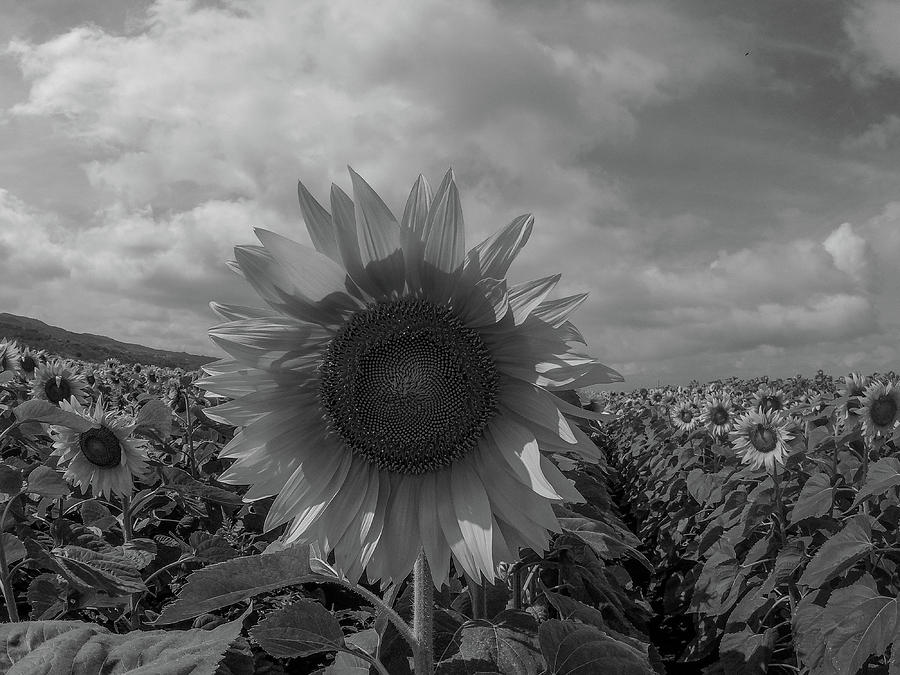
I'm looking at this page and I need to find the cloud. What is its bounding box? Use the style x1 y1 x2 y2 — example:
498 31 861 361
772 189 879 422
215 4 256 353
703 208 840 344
823 222 875 289
843 114 900 151
844 0 900 82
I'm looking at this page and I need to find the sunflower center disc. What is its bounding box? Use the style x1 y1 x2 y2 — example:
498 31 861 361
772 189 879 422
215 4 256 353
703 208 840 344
680 411 692 422
79 427 122 468
712 408 729 425
749 424 778 453
319 297 500 474
44 379 71 404
22 355 36 372
871 396 898 427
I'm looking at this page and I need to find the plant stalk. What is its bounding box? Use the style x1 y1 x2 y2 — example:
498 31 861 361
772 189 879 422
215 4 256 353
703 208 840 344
413 549 434 674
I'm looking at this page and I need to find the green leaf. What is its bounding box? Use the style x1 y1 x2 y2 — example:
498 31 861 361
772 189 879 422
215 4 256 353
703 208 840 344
1 533 26 565
163 467 244 506
26 573 70 620
50 545 147 596
155 544 311 624
790 472 834 523
686 468 721 505
436 610 543 675
328 628 379 673
853 457 900 507
13 399 95 432
25 465 70 498
135 398 174 438
538 619 654 675
0 462 23 494
188 531 238 564
0 616 243 674
250 600 345 658
718 627 775 673
820 582 899 675
798 515 873 588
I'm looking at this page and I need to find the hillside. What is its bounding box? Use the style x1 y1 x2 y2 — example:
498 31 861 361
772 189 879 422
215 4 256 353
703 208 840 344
0 313 218 371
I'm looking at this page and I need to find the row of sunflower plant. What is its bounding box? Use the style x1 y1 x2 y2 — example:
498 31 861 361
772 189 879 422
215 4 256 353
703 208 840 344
598 373 900 674
2 168 677 674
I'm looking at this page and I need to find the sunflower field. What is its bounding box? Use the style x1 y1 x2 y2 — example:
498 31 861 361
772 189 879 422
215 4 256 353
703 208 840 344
3 170 900 675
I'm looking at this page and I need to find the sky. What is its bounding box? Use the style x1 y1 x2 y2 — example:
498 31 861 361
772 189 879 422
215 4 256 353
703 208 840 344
2 0 900 390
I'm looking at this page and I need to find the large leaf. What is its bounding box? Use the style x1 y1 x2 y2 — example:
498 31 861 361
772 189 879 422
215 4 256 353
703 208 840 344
798 515 873 588
538 619 654 675
1 532 26 565
793 591 839 675
820 582 899 675
0 616 243 674
436 610 544 675
25 465 70 499
26 573 69 620
13 399 95 432
686 468 721 506
0 462 23 494
790 472 834 523
49 545 146 596
156 544 311 624
717 627 775 674
134 398 174 438
853 457 900 507
188 530 238 564
250 600 345 658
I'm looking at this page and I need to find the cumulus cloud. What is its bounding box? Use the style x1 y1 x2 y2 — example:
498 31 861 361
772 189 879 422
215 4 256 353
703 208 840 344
823 222 875 289
843 114 900 151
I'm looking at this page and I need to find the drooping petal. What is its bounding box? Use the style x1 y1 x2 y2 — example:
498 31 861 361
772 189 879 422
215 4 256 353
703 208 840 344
316 459 371 554
487 417 564 500
436 471 481 581
349 167 406 297
499 378 577 444
209 302 275 322
379 475 421 584
451 459 494 583
418 472 452 587
298 179 340 263
538 455 584 503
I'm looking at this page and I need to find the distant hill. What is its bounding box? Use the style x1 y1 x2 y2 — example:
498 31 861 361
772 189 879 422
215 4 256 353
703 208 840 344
0 313 218 371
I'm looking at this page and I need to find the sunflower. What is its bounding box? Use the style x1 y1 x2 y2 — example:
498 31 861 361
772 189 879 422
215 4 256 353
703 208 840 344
49 395 150 499
670 398 699 432
200 168 622 587
700 396 734 438
30 359 88 406
18 345 47 379
856 379 900 445
0 339 21 376
730 410 794 472
754 386 786 414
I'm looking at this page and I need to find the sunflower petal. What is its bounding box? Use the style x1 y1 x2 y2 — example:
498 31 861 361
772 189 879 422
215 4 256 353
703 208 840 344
349 167 406 297
423 169 465 274
436 473 480 581
538 455 584 503
418 472 452 587
532 293 589 328
508 275 561 325
400 174 432 289
454 277 510 328
331 184 377 298
451 460 495 583
298 180 340 263
500 379 576 443
209 302 274 322
464 214 533 281
380 476 420 584
488 417 564 500
317 460 371 554
265 444 348 531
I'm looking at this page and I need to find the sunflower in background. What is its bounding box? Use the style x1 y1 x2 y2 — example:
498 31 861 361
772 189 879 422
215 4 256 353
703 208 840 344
670 398 699 433
49 395 150 499
30 359 88 406
0 339 21 379
753 385 786 414
18 345 47 379
857 379 900 445
730 409 794 472
700 396 734 439
201 168 622 587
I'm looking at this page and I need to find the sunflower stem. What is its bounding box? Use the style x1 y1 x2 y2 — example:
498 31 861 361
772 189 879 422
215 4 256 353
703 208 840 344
772 466 786 545
121 493 133 543
182 391 198 477
413 549 434 674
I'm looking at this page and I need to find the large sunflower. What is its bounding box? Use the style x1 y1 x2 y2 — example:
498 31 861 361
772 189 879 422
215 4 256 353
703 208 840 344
856 379 900 445
201 168 622 587
730 410 794 472
49 395 150 499
670 398 699 433
30 359 88 406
